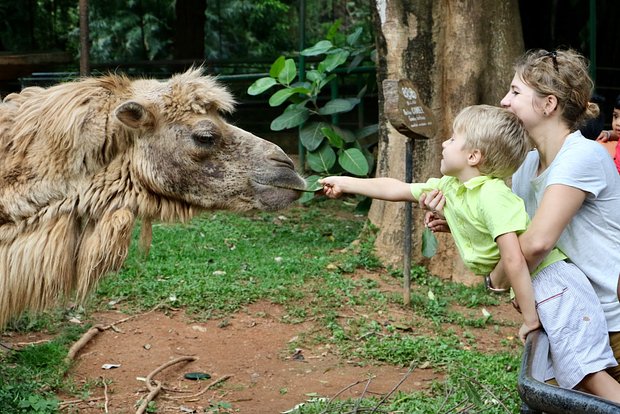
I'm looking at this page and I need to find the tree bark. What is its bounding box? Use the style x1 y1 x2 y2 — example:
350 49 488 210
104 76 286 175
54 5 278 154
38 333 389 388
371 0 524 284
79 0 90 76
174 0 206 60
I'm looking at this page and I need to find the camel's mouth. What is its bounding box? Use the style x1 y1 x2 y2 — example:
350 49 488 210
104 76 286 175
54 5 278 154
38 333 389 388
270 184 317 193
251 179 310 192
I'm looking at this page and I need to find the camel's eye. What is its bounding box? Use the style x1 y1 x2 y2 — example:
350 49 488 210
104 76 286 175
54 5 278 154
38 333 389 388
191 131 216 147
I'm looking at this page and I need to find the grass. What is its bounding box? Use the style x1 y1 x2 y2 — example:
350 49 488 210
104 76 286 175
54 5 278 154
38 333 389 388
0 198 522 413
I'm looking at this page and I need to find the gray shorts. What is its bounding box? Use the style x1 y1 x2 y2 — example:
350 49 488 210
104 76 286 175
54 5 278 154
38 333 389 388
534 260 618 389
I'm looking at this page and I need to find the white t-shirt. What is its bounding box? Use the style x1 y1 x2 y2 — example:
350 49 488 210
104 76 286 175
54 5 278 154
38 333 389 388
512 131 620 331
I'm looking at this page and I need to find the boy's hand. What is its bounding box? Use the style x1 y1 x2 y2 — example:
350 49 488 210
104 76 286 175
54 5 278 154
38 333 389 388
318 177 344 199
419 190 450 233
518 320 541 344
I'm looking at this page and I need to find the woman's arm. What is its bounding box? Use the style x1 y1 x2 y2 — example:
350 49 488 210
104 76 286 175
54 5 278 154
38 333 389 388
490 184 586 288
519 184 586 269
496 232 541 343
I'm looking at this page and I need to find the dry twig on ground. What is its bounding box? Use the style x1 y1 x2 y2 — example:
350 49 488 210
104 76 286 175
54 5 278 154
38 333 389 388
65 304 162 362
135 355 197 414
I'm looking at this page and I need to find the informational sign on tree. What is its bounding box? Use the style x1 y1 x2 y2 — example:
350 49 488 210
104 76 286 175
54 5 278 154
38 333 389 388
382 79 434 139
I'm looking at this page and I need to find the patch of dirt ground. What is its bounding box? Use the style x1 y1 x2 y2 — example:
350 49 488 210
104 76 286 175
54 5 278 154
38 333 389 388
4 271 522 414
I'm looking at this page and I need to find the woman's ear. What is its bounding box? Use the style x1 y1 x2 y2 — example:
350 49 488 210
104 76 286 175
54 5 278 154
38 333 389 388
544 95 559 114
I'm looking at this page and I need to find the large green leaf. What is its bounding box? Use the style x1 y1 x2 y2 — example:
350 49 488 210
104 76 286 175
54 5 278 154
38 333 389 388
355 124 379 139
422 227 439 258
304 175 324 192
307 143 336 173
300 122 328 152
270 105 310 131
321 127 344 148
269 56 286 78
278 59 297 85
338 148 369 176
318 98 358 115
318 73 337 89
298 175 323 204
319 49 350 72
306 70 322 83
346 27 363 46
332 125 356 143
247 77 277 96
268 87 310 107
301 40 333 56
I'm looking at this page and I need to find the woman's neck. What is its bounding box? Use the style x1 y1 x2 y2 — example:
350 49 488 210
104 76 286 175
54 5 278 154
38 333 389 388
530 121 572 173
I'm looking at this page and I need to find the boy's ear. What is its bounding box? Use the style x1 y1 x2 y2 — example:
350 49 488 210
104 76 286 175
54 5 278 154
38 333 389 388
468 149 483 166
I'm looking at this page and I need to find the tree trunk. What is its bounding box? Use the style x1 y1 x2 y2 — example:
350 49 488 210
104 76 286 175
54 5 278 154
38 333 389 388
79 0 90 76
371 0 524 284
174 0 206 60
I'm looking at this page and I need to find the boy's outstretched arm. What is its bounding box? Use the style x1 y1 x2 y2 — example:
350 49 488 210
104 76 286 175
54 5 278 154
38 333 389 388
496 231 541 343
319 176 416 202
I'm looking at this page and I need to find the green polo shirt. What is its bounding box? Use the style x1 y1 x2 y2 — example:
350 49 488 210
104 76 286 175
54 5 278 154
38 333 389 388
411 175 565 276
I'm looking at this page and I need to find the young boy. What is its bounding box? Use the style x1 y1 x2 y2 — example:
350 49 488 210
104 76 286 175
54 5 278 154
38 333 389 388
320 105 620 399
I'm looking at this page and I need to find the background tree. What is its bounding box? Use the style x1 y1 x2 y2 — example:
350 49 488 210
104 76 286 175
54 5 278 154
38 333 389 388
370 0 524 284
174 0 206 60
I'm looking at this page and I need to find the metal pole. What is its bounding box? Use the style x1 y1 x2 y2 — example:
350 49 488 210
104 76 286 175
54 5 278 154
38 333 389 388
79 0 90 76
297 0 307 172
403 137 413 305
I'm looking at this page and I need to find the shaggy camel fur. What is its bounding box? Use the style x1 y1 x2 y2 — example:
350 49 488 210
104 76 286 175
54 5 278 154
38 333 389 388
0 68 305 328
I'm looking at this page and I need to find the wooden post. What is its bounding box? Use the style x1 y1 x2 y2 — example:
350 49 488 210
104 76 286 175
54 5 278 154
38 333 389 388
382 79 435 305
79 0 90 76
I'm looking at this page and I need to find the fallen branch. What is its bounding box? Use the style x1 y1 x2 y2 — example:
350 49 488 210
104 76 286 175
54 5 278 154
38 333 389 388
319 378 367 414
469 378 512 413
167 374 233 400
66 325 105 360
135 355 197 414
369 362 416 414
11 338 53 348
136 380 162 414
58 396 105 410
66 304 162 362
352 376 373 414
102 377 110 414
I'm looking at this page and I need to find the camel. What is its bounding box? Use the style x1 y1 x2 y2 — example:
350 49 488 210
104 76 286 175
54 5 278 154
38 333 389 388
0 68 306 328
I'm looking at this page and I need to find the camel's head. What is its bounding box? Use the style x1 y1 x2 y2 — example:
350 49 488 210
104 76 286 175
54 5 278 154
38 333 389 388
114 69 306 212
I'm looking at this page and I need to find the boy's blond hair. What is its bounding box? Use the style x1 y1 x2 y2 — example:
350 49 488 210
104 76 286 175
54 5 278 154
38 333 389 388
453 105 531 179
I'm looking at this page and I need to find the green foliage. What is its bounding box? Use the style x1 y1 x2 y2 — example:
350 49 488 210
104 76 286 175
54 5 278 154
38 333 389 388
85 0 174 62
96 204 367 318
205 0 295 59
247 25 377 184
422 227 439 258
0 0 77 52
0 332 81 413
0 0 376 81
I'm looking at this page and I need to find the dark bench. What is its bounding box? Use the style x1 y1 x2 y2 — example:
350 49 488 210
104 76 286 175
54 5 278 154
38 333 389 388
518 329 620 413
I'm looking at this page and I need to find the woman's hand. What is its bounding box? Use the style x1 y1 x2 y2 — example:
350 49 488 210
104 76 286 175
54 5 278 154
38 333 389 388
419 190 450 233
518 319 541 344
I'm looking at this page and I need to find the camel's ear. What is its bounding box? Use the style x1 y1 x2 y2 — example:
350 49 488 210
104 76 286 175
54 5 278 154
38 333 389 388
115 101 156 130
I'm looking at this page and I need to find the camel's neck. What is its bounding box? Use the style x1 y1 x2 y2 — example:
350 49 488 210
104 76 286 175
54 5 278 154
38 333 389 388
77 153 199 224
